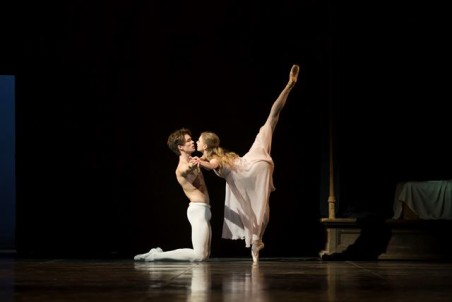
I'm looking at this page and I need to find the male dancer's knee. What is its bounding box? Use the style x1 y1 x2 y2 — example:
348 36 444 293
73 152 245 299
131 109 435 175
192 250 209 262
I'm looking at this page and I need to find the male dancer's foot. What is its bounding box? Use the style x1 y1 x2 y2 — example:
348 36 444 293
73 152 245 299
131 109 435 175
143 248 163 261
134 247 163 261
251 240 265 263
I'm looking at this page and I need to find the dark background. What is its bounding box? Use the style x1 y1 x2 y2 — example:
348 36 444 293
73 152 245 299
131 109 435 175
1 1 450 258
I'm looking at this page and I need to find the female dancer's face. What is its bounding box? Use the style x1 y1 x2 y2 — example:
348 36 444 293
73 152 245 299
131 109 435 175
196 136 207 153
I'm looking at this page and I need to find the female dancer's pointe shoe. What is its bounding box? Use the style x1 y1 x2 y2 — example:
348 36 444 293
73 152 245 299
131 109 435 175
288 64 299 88
251 241 265 263
134 247 163 261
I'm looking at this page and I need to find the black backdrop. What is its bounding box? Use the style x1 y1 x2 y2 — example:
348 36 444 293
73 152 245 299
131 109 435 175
1 1 450 258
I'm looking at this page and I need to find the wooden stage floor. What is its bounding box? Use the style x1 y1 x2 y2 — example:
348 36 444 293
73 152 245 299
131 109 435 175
1 255 452 301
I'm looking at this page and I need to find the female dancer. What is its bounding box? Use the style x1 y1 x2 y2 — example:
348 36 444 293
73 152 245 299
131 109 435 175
192 64 299 262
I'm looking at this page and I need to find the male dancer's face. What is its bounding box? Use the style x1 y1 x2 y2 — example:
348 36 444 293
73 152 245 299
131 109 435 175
180 134 196 155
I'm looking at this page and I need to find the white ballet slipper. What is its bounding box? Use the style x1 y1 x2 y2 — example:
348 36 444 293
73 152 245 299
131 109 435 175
134 247 163 261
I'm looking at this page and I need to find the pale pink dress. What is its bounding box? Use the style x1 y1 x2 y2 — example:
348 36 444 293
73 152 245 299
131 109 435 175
214 122 275 247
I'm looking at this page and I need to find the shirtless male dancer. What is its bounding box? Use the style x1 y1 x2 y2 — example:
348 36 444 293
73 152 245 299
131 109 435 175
134 128 212 261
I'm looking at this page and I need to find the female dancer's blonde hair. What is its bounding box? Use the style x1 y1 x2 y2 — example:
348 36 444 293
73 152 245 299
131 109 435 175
200 131 239 169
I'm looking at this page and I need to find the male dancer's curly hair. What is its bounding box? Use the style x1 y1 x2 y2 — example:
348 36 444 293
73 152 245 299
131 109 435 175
167 128 192 155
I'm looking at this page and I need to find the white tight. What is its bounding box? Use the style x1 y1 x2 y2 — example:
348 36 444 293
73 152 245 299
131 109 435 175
151 202 212 262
